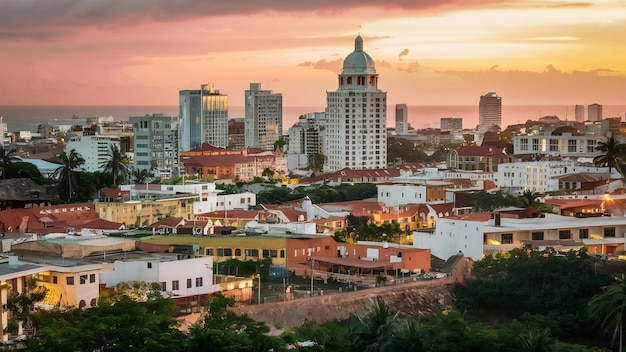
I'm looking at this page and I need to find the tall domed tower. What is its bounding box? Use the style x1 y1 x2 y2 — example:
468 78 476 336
323 35 387 172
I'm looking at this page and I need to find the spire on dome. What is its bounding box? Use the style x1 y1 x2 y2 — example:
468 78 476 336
355 35 363 52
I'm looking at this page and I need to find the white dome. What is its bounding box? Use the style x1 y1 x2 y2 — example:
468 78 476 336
342 35 376 75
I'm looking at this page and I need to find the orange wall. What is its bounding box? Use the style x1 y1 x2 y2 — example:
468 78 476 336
285 237 430 273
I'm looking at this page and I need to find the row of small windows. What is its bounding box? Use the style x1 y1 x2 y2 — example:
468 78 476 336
205 247 285 258
489 228 613 244
160 277 203 291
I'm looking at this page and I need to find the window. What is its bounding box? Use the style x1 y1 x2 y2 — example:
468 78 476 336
147 262 152 268
187 278 192 288
235 248 242 256
160 282 167 291
53 276 58 284
501 233 513 244
262 249 278 258
196 277 203 287
531 232 544 241
66 277 75 285
559 230 571 240
604 227 616 237
205 248 213 256
579 229 589 239
80 275 88 284
89 274 96 283
244 249 259 257
172 280 179 291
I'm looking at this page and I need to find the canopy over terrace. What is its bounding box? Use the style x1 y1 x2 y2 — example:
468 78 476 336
298 256 399 286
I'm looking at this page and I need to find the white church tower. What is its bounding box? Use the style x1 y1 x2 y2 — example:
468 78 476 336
323 35 387 172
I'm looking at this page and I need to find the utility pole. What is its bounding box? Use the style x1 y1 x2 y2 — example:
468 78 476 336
310 257 314 296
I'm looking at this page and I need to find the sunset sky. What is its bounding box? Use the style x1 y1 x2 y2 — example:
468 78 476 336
1 0 625 110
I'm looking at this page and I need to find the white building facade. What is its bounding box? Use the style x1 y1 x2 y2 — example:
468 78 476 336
65 133 121 173
324 35 387 172
120 182 256 214
415 213 626 261
512 133 602 158
497 159 611 193
99 256 215 298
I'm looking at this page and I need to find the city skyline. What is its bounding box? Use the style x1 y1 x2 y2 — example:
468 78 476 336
1 1 625 108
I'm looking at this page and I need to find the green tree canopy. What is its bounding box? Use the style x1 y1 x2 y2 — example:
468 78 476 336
52 149 85 202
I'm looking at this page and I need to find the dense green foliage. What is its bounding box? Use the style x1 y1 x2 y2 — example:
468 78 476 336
256 183 377 205
387 137 456 164
454 247 613 347
472 190 554 213
333 214 406 243
184 294 286 352
289 247 615 352
593 135 626 182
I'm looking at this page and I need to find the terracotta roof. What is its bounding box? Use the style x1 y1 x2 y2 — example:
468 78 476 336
430 203 455 215
454 146 507 156
148 217 185 228
196 210 259 219
102 188 130 199
308 256 393 269
302 167 401 184
557 173 601 183
543 198 603 208
449 212 494 221
77 218 124 230
180 154 254 167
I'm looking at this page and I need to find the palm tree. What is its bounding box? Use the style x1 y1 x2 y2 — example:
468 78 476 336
100 144 128 187
0 146 19 179
516 327 554 352
390 319 428 352
132 168 150 184
518 189 542 209
594 135 626 184
589 273 626 351
52 149 85 201
349 297 397 352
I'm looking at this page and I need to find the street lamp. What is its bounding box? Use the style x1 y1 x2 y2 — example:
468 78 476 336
309 257 314 296
255 274 261 304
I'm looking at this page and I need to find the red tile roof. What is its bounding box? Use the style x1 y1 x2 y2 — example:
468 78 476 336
180 154 254 167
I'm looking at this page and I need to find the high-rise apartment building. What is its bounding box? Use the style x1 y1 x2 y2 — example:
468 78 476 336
287 112 326 170
324 36 387 172
478 92 502 132
395 104 408 135
244 83 283 150
575 105 585 122
130 114 179 178
179 89 202 151
440 117 463 132
179 84 228 151
201 83 228 148
588 103 603 122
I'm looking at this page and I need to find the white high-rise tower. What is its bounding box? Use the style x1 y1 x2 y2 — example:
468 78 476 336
324 35 387 172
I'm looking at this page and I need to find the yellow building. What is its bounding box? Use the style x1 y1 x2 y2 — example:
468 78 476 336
141 235 289 266
96 196 195 228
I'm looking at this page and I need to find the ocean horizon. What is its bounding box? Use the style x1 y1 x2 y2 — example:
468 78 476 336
1 104 625 133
